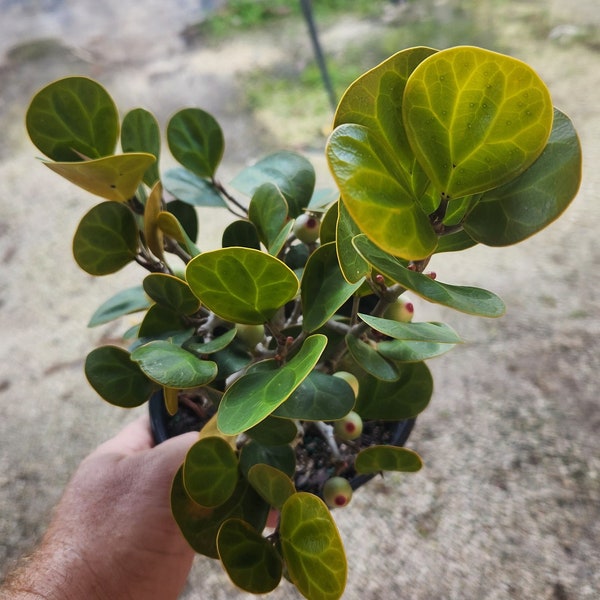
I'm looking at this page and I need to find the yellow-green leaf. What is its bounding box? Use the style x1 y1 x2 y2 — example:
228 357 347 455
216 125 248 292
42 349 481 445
218 334 327 435
186 247 299 325
248 464 296 509
280 493 347 600
327 123 437 261
44 153 156 201
156 211 201 257
144 180 164 260
355 445 423 474
403 46 554 199
163 386 179 416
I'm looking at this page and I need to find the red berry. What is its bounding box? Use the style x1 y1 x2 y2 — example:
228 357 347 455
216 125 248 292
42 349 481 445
323 476 353 508
333 411 363 441
293 213 320 244
383 297 414 322
332 371 359 398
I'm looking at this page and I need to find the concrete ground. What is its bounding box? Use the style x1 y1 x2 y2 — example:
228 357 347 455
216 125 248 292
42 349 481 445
1 1 599 598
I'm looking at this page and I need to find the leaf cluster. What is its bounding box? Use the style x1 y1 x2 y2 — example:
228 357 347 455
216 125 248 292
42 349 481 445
25 45 581 599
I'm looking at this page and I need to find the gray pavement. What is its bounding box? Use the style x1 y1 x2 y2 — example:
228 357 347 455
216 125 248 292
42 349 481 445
1 2 599 598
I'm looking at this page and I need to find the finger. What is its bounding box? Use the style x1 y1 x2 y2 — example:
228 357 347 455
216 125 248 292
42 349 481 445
150 431 199 473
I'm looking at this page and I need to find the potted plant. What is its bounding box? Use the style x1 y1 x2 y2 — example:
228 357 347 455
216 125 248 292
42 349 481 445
25 45 581 599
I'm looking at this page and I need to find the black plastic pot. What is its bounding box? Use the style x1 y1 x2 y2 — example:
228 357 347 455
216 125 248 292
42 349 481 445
149 390 416 492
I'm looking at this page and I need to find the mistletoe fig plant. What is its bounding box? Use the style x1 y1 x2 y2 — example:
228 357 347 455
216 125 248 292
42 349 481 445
26 45 581 599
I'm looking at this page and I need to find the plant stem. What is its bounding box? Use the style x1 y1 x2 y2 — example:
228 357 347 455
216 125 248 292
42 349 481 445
314 421 342 460
164 237 192 264
212 179 248 217
429 196 448 233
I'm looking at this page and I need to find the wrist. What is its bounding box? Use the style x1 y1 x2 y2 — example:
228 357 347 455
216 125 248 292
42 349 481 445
2 538 108 600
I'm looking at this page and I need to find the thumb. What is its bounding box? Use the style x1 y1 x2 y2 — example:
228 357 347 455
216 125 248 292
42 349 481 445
150 431 200 473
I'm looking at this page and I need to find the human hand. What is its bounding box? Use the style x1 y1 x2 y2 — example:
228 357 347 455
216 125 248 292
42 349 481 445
3 415 198 600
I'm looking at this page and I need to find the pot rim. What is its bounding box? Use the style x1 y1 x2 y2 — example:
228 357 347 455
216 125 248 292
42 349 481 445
148 390 416 492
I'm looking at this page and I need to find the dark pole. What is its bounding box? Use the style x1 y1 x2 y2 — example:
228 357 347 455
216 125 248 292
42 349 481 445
299 0 337 112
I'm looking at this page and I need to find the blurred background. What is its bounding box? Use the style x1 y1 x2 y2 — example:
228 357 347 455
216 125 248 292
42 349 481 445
1 1 599 598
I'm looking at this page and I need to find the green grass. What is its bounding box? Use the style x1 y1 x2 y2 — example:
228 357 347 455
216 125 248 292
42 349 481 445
201 0 506 147
197 0 387 38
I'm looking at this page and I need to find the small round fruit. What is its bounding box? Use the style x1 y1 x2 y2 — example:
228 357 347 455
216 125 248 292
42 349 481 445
323 476 353 508
334 411 363 441
293 213 320 244
235 323 265 349
384 297 414 322
332 370 359 398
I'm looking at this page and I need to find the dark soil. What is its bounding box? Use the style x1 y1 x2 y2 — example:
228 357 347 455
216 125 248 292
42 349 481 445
155 390 415 497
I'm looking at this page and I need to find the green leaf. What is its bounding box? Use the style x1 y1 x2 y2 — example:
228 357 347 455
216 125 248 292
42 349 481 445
73 201 138 275
184 438 239 507
171 468 269 559
211 341 253 382
231 151 315 218
222 220 261 250
184 329 238 356
280 493 347 600
167 108 224 178
143 273 200 315
268 220 295 257
217 519 282 594
327 123 437 261
358 314 462 343
319 200 339 245
377 339 456 362
355 446 423 474
353 235 505 317
443 194 478 225
463 109 582 245
239 442 296 479
121 108 160 185
284 243 310 273
274 370 356 421
345 334 399 381
162 167 226 208
167 199 198 242
336 201 369 284
248 182 289 252
88 285 151 327
84 346 155 407
248 464 296 509
45 153 156 202
435 229 477 253
334 46 437 161
307 188 339 212
135 328 194 349
301 242 363 332
404 46 554 198
137 304 184 338
354 361 432 420
247 417 298 446
26 76 118 161
218 334 327 435
186 247 299 325
130 340 217 388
